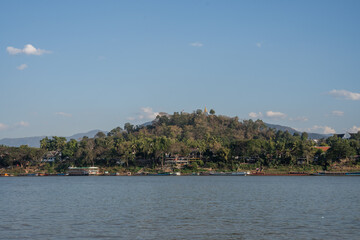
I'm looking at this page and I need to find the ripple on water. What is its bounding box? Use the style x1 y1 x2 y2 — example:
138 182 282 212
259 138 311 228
1 176 360 239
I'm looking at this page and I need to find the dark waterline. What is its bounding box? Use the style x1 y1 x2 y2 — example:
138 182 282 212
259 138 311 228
1 176 359 239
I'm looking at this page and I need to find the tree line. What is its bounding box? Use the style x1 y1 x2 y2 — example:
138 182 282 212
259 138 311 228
1 110 360 172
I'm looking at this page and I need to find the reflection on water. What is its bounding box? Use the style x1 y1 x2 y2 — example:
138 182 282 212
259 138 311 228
1 176 359 239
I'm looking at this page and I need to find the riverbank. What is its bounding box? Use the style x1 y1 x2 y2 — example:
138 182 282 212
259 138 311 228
2 163 360 177
2 170 360 177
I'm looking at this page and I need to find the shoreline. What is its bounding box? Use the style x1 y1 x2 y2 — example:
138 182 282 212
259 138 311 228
2 171 359 177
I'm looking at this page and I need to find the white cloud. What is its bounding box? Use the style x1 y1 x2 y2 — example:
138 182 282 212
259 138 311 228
349 126 360 133
0 121 29 131
128 107 160 122
189 42 203 47
7 46 23 55
289 116 308 122
16 121 30 127
256 42 262 48
328 89 360 101
249 112 263 118
55 112 72 117
17 64 28 70
323 126 336 134
331 110 344 116
0 123 9 131
307 125 336 134
7 44 51 55
140 107 159 120
265 111 287 119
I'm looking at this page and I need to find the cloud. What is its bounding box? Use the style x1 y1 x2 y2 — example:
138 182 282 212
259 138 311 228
15 121 30 127
0 123 9 131
128 107 160 122
265 111 287 119
249 111 287 119
289 116 308 122
140 107 159 120
256 42 262 48
55 112 72 117
349 126 360 133
322 126 336 134
17 64 28 70
7 47 23 55
328 89 360 101
0 121 29 131
249 112 263 118
7 44 51 55
189 42 203 47
331 110 344 116
307 125 336 134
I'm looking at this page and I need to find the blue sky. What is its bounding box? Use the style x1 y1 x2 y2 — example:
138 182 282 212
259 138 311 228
1 0 359 139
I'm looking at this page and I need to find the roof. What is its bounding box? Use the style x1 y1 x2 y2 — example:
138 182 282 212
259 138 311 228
315 146 331 152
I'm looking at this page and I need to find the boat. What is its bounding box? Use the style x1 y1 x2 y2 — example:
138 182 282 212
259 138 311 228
231 172 250 176
209 171 249 176
313 172 347 176
67 167 99 176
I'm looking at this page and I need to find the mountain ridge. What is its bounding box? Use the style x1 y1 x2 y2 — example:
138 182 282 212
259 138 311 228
0 130 107 148
264 123 331 139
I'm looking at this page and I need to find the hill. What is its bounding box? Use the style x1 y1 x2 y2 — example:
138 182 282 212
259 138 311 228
0 130 107 148
265 123 330 139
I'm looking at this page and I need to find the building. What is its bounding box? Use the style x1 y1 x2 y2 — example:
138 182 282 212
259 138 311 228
165 156 189 166
68 167 99 176
204 106 208 115
42 151 61 163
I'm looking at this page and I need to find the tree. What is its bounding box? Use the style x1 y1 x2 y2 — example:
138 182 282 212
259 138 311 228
95 131 106 138
153 136 171 168
124 123 134 133
209 109 215 115
301 132 309 141
62 139 78 160
107 127 123 137
326 139 356 161
40 136 66 151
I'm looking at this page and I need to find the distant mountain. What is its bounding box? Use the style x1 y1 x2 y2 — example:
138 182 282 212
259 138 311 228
0 130 107 148
265 123 330 139
0 136 46 148
67 130 108 141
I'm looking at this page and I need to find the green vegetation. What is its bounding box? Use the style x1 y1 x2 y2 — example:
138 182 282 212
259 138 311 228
1 110 360 174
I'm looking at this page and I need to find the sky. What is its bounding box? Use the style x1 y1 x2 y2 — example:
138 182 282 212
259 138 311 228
1 0 360 139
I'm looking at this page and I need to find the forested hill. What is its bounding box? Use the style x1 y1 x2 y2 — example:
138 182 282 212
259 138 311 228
1 110 360 172
131 111 328 141
0 113 328 148
135 112 273 143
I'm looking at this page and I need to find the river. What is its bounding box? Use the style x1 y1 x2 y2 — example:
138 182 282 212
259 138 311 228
1 176 359 239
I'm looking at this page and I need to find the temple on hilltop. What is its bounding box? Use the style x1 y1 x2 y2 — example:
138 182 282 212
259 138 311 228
204 106 208 116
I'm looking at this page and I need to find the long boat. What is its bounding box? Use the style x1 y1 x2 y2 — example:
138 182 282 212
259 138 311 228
345 172 360 176
209 172 249 176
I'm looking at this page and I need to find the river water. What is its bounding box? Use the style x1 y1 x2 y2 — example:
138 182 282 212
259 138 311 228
1 176 359 239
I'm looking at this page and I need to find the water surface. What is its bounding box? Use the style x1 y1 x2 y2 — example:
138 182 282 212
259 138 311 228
1 176 359 239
